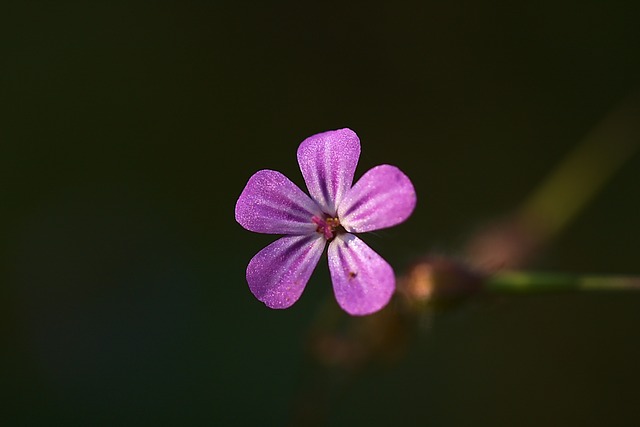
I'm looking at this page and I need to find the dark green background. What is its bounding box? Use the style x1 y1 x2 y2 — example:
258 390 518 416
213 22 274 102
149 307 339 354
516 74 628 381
3 2 640 426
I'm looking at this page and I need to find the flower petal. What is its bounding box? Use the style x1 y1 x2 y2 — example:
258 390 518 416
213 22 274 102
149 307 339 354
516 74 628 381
338 164 416 233
235 169 323 234
327 233 395 316
247 234 326 309
297 128 360 216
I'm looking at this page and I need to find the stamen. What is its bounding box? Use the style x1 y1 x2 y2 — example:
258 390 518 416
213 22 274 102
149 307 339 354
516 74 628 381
312 215 341 240
311 216 324 227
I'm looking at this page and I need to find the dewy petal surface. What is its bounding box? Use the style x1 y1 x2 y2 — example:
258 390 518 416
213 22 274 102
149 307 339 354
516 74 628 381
338 164 416 233
327 233 395 316
235 169 323 235
297 128 360 216
247 234 326 309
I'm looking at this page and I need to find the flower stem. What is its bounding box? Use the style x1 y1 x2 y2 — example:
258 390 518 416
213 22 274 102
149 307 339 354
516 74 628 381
485 271 640 293
516 97 640 243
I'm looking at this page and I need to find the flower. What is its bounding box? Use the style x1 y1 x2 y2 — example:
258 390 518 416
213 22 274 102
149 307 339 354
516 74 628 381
235 128 416 315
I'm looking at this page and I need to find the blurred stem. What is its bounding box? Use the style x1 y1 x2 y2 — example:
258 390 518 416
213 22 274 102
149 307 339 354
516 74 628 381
517 97 640 242
486 271 640 293
465 94 640 273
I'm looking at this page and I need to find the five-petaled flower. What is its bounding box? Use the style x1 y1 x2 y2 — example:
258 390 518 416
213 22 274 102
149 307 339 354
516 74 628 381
235 128 416 315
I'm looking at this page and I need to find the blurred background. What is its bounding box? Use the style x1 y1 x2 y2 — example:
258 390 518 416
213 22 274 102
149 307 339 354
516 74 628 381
2 2 640 426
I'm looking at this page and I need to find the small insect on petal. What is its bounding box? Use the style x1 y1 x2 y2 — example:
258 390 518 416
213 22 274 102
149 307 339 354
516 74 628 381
328 233 395 316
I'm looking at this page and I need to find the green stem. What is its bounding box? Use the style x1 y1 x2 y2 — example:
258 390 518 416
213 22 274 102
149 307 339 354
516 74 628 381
486 271 640 293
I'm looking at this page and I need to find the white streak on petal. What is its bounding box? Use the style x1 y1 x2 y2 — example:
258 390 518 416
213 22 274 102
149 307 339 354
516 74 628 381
338 164 416 233
297 128 360 216
247 235 326 309
235 170 323 234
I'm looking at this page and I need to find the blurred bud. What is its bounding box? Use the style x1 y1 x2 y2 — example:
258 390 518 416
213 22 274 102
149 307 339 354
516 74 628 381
397 255 484 310
308 301 412 371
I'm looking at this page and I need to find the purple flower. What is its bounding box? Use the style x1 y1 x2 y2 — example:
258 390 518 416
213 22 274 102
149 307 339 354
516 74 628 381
235 128 416 315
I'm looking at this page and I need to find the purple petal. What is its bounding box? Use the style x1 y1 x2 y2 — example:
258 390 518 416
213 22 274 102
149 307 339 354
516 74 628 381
327 233 395 316
247 234 326 309
338 164 416 233
297 128 360 216
235 169 323 234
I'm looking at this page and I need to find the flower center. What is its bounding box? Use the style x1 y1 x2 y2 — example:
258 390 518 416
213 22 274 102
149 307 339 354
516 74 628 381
312 215 343 240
